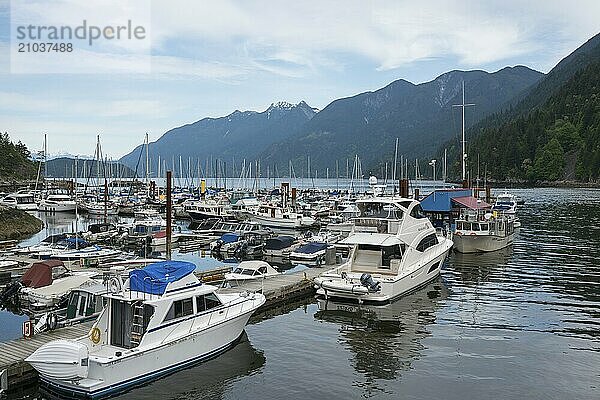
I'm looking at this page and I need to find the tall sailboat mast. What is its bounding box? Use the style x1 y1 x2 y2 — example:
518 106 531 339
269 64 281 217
43 133 47 187
145 132 150 198
452 81 475 186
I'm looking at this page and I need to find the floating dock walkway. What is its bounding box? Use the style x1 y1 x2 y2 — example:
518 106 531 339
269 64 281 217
0 266 326 394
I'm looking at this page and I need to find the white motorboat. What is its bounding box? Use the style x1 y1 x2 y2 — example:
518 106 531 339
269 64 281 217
20 273 97 311
290 242 332 266
185 199 234 221
263 235 300 257
223 260 279 284
314 197 453 303
34 280 109 334
122 217 166 244
81 200 119 216
242 205 316 229
150 229 182 246
14 233 68 256
0 191 38 211
491 192 518 215
26 260 266 398
38 194 76 213
453 210 515 253
82 223 119 242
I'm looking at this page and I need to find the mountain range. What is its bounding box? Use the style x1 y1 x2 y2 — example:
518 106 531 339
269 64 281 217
456 32 600 182
118 32 600 182
120 101 317 177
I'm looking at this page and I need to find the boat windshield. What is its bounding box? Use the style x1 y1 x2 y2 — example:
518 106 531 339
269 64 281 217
358 202 403 219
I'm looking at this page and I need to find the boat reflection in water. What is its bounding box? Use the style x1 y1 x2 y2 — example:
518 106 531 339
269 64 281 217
314 280 448 393
40 333 265 400
450 245 513 284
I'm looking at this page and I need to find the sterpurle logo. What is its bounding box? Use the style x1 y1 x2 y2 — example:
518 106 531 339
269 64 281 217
10 0 151 74
15 20 147 46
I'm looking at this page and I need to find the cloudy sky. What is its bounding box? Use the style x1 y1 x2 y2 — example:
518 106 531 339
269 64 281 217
1 0 599 158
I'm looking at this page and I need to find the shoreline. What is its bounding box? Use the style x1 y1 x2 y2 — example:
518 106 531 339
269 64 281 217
445 180 600 189
0 207 43 241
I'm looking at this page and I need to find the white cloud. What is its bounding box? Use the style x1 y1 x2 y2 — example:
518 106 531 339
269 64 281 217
148 0 600 73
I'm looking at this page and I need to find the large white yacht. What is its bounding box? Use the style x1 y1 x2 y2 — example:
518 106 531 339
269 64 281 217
314 197 453 303
0 191 38 211
38 193 77 213
26 260 266 398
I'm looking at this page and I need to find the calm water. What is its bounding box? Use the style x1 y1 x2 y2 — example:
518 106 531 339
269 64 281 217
6 188 600 399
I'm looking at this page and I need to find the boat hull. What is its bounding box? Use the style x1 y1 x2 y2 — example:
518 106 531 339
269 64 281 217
38 308 257 399
38 203 76 213
315 248 450 304
453 232 514 253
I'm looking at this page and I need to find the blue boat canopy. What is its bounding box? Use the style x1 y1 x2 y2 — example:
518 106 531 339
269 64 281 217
221 233 240 243
296 242 328 254
63 237 89 248
129 261 197 295
265 235 295 250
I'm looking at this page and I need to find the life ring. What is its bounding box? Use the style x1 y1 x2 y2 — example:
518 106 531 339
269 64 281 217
91 327 101 344
109 277 122 294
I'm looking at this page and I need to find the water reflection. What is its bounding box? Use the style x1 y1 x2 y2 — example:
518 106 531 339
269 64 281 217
40 333 265 400
450 246 513 284
314 280 448 396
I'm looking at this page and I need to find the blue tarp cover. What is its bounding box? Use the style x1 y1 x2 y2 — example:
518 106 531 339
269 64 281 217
63 238 89 248
296 242 328 254
129 260 197 295
265 236 295 250
221 233 240 243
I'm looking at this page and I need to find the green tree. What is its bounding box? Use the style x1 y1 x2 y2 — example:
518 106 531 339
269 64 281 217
533 138 565 181
546 119 582 152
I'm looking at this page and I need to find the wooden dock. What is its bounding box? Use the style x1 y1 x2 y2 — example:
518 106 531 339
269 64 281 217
0 266 328 394
217 267 323 307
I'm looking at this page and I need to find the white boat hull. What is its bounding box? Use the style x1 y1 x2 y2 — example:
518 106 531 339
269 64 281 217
453 232 514 253
315 245 451 303
38 202 76 213
36 306 258 399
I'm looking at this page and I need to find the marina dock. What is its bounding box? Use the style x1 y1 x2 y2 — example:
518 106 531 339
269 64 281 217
0 266 325 394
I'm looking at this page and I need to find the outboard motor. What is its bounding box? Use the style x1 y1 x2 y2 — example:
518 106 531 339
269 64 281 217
360 273 381 293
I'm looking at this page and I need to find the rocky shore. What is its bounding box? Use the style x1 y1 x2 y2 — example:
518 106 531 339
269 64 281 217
0 206 43 241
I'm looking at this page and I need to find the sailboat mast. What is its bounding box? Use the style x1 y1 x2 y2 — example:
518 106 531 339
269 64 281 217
145 133 150 198
43 133 47 187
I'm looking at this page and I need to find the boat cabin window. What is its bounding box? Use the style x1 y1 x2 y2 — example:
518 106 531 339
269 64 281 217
233 268 242 274
358 244 382 252
381 245 403 267
480 223 489 231
258 266 268 274
410 204 427 219
164 298 194 322
241 269 254 276
196 293 221 313
359 203 403 219
416 234 438 252
472 223 480 231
